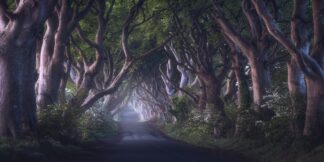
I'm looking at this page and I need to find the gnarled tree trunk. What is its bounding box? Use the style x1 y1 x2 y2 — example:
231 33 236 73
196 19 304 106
288 0 307 136
37 0 94 108
252 0 324 137
0 0 55 137
198 72 228 137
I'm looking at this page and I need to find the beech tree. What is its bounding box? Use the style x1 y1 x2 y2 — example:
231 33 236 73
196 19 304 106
36 0 94 109
0 0 56 137
211 0 277 110
252 0 324 137
57 0 173 112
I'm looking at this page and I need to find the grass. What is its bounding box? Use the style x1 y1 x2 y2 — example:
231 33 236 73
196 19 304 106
0 138 93 162
153 121 324 162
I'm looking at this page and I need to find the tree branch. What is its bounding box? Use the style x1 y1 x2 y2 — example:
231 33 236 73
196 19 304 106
159 63 198 103
76 25 99 49
211 0 253 60
252 0 324 80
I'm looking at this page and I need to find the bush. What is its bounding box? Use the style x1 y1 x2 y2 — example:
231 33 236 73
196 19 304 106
236 109 265 138
163 120 214 146
38 103 117 142
169 96 193 123
78 107 117 140
262 86 290 117
265 116 291 143
38 104 81 141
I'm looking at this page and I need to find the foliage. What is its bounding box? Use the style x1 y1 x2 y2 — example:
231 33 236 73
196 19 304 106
161 121 214 146
78 107 117 140
169 96 192 123
262 86 290 117
38 104 81 141
156 120 324 162
265 116 291 143
38 103 117 142
224 103 238 124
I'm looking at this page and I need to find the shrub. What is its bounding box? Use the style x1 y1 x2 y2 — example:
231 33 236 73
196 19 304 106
78 107 117 140
169 96 193 123
236 109 264 138
38 103 117 142
265 116 291 143
224 103 238 124
38 104 81 141
262 86 290 117
163 120 214 145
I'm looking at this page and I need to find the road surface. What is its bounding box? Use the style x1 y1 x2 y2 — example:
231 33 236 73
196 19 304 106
66 110 253 162
103 122 249 162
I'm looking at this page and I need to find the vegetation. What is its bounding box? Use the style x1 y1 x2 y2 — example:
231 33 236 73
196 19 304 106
154 97 324 162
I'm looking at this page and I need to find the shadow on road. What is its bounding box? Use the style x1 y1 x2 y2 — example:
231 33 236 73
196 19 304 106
59 108 255 162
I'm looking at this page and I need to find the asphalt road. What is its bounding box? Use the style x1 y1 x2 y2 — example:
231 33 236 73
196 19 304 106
59 110 254 162
102 121 240 162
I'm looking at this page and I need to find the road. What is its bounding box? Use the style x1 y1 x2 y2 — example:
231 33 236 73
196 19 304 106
59 110 254 162
102 121 248 162
72 110 252 162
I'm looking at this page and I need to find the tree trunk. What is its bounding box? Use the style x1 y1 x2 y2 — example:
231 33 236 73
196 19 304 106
58 61 71 104
224 70 236 102
37 32 67 108
0 0 55 137
288 0 308 136
198 72 227 137
303 79 324 136
211 3 269 111
232 51 251 137
198 79 207 114
37 0 93 108
251 0 324 138
36 15 61 108
0 37 37 137
302 0 324 137
249 56 264 110
260 61 272 91
287 57 306 136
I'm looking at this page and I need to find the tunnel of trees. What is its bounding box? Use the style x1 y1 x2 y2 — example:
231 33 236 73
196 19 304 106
0 0 323 161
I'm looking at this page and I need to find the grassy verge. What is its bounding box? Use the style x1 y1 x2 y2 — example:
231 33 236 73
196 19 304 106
0 138 93 162
153 121 324 162
0 116 119 162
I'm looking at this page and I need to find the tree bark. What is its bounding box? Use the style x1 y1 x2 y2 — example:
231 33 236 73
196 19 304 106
212 1 269 110
198 72 228 137
37 14 59 108
0 0 56 137
287 58 307 136
252 0 324 137
0 41 38 137
223 70 236 102
225 37 251 136
288 0 308 136
37 0 94 108
250 55 268 110
303 79 324 136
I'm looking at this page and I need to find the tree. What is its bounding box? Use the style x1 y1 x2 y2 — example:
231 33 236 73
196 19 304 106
252 0 324 137
66 0 172 111
36 0 94 109
0 0 56 137
211 0 275 110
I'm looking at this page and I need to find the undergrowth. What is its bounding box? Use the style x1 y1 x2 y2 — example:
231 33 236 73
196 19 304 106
0 102 118 162
155 120 324 162
153 87 324 162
